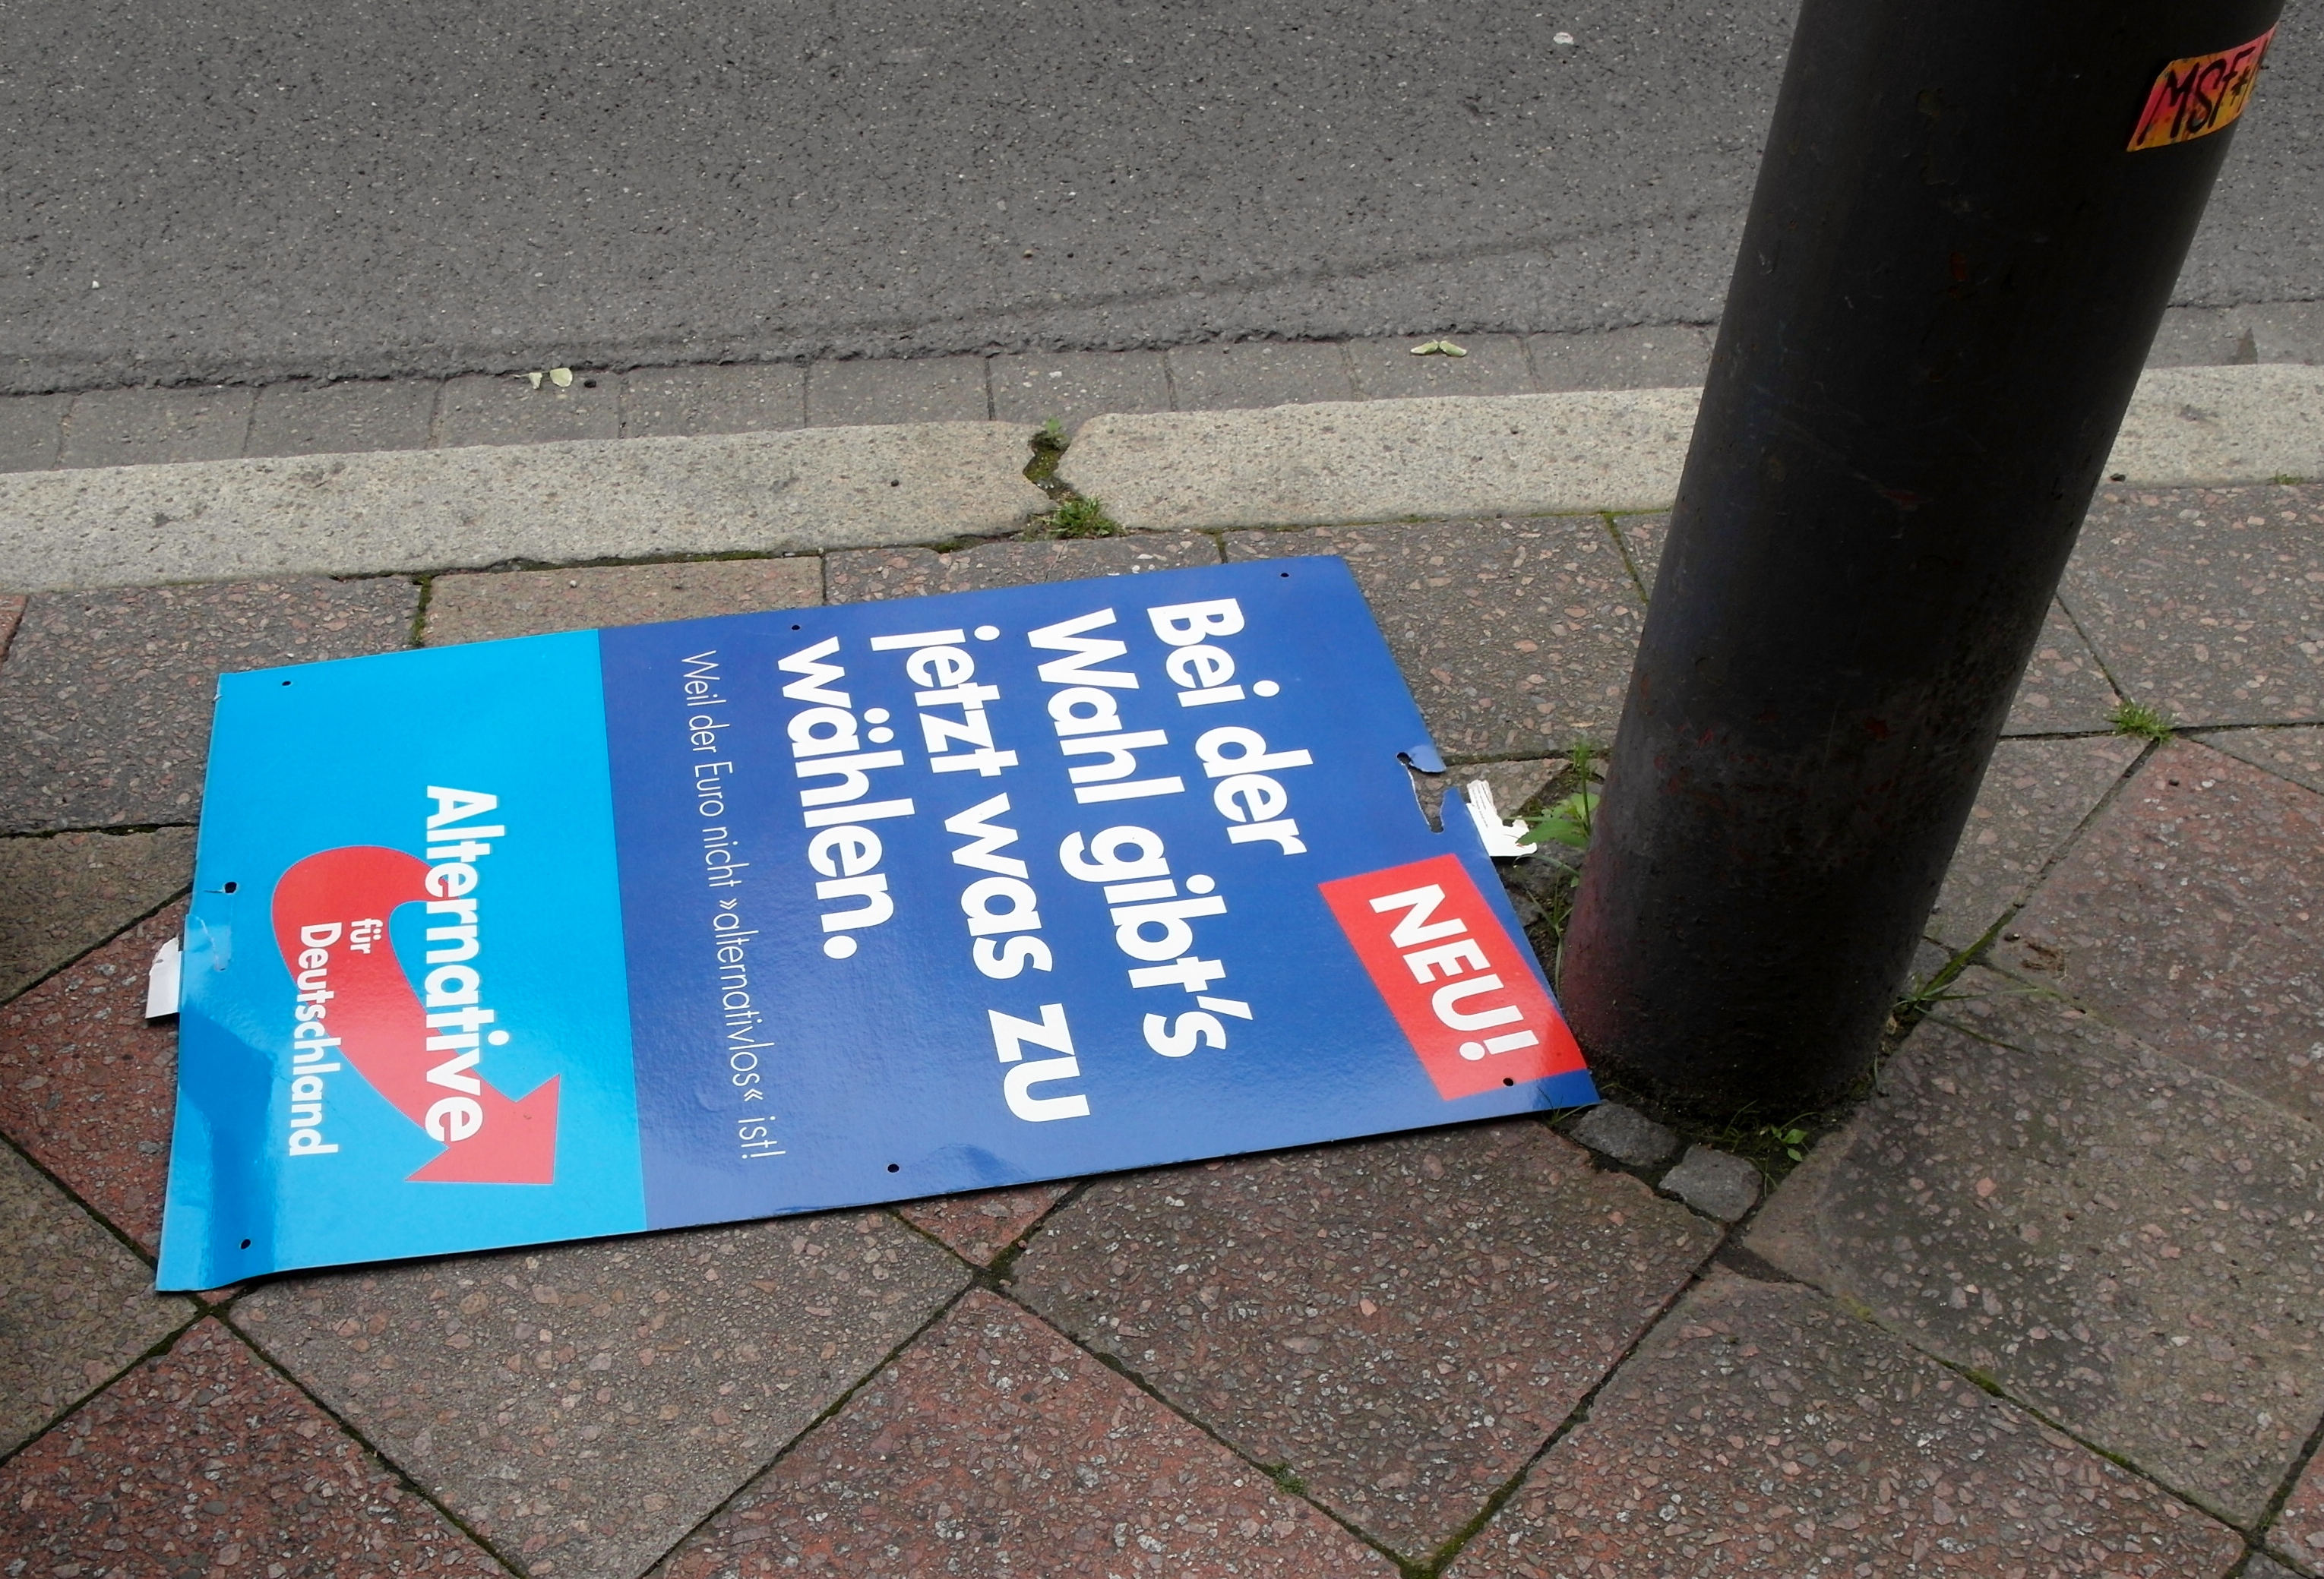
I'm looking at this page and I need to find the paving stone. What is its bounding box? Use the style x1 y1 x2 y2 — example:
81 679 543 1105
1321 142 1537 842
0 577 418 833
435 371 621 447
1167 339 1354 410
1409 757 1565 832
1526 324 1713 392
1658 1145 1761 1222
0 595 21 664
2148 306 2253 368
1927 734 2145 948
2253 1555 2310 1579
0 826 194 1003
247 378 439 456
1010 1122 1718 1558
807 355 988 426
0 900 184 1249
1225 517 1644 756
1 1318 493 1576
1749 988 2324 1526
2062 484 2323 725
0 390 66 471
826 530 1220 602
1447 1274 2243 1579
59 384 255 466
1998 740 2324 1123
2199 725 2324 794
1611 510 1665 598
623 362 807 437
237 1211 968 1579
661 1289 1393 1578
990 348 1171 430
898 1184 1074 1267
1567 1101 1678 1170
1346 336 1535 400
2005 601 2126 736
1 1144 194 1455
424 558 824 646
2275 1450 2324 1574
2250 301 2324 365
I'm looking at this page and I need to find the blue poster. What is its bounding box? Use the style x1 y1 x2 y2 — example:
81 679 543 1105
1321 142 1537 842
158 558 1594 1290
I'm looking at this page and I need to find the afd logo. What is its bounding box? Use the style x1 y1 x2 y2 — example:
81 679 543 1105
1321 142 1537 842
267 788 558 1184
1319 853 1585 1101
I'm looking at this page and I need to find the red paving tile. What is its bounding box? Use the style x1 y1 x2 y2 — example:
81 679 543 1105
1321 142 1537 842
660 1289 1395 1577
2278 1450 2324 1575
0 899 185 1249
900 1183 1075 1265
0 593 24 662
0 1319 495 1577
2000 739 2324 1122
1449 1275 2243 1579
1010 1122 1718 1558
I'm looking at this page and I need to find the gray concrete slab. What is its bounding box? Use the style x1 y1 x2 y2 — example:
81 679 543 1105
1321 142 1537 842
0 424 1048 593
236 1212 969 1579
0 393 66 473
0 579 419 832
1167 341 1354 411
2148 306 2256 368
2101 367 2324 489
1566 1102 1677 1170
1927 735 2145 949
808 356 988 427
1997 739 2324 1125
621 362 805 437
0 827 195 1005
435 371 621 447
2063 483 2323 726
245 378 438 457
1061 390 1700 531
1451 1274 2243 1579
2196 724 2324 793
2250 301 2324 365
2278 1450 2324 1575
1656 1145 1760 1221
60 386 253 467
1345 336 1534 401
989 349 1171 430
422 558 824 645
1225 516 1644 756
1750 986 2324 1526
0 1145 195 1457
1526 324 1712 391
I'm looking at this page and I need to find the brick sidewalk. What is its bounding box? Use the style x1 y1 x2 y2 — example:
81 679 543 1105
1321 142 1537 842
2 482 2319 1577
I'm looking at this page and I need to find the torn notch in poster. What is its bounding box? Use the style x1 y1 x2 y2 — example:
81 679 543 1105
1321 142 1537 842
157 556 1594 1290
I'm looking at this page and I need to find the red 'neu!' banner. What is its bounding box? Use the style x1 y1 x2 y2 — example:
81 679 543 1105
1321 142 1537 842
1319 853 1584 1101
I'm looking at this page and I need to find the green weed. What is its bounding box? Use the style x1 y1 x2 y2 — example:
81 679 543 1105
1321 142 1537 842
1045 495 1122 538
2108 698 2174 744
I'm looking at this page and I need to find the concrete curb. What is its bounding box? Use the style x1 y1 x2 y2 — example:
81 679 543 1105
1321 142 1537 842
2 365 2316 594
0 422 1048 593
1060 364 2324 531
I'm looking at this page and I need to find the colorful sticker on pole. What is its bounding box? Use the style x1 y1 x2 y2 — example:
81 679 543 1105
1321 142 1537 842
2127 27 2275 151
157 557 1597 1290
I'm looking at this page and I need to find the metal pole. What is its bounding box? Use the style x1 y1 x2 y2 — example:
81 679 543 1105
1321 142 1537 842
1560 0 2284 1115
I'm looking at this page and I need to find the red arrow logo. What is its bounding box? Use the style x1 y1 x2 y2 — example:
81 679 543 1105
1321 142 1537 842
271 845 560 1184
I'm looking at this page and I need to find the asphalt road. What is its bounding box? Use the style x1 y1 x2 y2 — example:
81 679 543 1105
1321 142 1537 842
2 0 2316 393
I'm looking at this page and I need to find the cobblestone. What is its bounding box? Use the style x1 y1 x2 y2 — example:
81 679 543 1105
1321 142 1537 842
1449 1275 2243 1579
1999 740 2324 1122
660 1290 1394 1578
808 355 988 426
1750 993 2324 1525
1 1320 492 1576
622 362 805 437
1010 1122 1717 1558
1658 1145 1761 1222
437 371 621 447
60 384 254 466
989 349 1171 430
0 827 194 1003
0 899 186 1248
1526 324 1712 391
1 1144 193 1455
1346 336 1534 399
248 378 438 457
1167 339 1353 409
236 1211 967 1578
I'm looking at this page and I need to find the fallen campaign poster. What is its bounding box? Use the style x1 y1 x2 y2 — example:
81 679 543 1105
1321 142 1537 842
157 557 1595 1290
